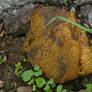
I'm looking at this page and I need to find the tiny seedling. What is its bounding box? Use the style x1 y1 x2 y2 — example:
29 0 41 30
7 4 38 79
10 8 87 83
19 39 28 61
44 84 52 92
23 57 28 62
56 85 67 92
15 62 23 77
57 85 63 92
47 16 92 34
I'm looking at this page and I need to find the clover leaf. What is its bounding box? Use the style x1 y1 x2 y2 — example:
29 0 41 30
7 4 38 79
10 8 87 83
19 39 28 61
28 78 35 85
48 79 56 88
38 69 43 75
44 84 50 91
35 77 46 88
34 65 40 71
56 85 63 92
44 84 52 92
21 70 34 82
51 83 56 88
34 69 43 77
48 79 54 84
62 89 67 92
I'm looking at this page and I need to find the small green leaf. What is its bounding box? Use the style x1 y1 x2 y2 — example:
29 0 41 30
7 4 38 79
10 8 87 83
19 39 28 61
23 58 28 62
34 66 40 71
62 89 67 92
20 66 23 69
56 85 63 92
48 79 54 85
51 83 56 88
32 84 36 91
48 79 56 88
39 69 43 75
34 69 43 77
34 72 40 77
28 78 34 85
35 77 46 88
18 62 21 66
86 83 92 92
21 70 34 82
44 84 50 91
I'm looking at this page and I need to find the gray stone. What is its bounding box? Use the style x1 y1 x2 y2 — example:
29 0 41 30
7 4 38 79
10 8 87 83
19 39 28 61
0 0 64 10
74 0 92 5
80 5 92 28
2 3 38 36
0 0 35 9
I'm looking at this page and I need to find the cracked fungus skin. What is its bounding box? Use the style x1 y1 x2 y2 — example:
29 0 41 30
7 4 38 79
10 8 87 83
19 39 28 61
23 6 92 83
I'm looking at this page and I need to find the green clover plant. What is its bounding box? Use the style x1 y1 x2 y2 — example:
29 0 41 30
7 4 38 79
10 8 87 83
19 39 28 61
21 65 68 92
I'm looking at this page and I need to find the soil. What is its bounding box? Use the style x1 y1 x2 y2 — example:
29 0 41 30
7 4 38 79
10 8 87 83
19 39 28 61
0 0 92 92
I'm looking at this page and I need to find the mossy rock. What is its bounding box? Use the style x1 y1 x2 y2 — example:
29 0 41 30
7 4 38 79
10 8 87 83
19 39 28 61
23 6 92 83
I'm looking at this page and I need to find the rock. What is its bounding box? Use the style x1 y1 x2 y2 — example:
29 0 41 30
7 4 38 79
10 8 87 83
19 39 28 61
80 5 92 28
0 0 35 9
0 0 65 10
17 87 32 92
3 3 38 37
74 0 92 5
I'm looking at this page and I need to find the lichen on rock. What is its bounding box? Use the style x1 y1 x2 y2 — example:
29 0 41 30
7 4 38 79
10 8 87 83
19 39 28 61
23 6 92 83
